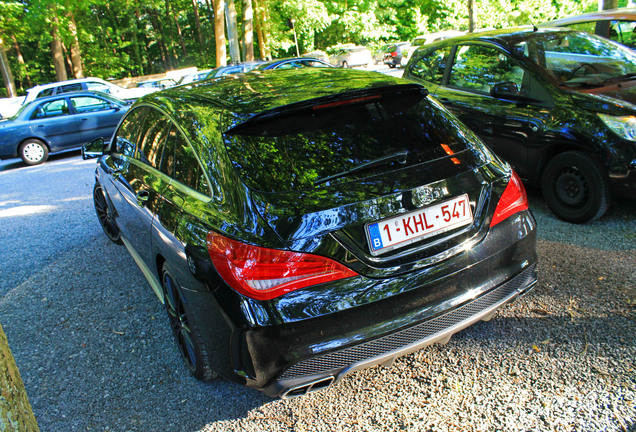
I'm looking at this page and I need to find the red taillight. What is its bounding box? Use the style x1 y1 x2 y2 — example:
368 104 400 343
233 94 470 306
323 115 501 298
490 171 529 227
206 232 359 301
391 51 398 57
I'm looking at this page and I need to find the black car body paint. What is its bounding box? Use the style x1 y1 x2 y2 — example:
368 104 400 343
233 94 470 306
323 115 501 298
86 68 537 397
404 28 636 223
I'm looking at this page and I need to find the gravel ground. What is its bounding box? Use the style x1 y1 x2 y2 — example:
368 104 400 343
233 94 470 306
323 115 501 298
0 153 634 431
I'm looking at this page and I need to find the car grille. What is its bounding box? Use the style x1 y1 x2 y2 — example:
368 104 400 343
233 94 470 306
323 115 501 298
279 265 536 380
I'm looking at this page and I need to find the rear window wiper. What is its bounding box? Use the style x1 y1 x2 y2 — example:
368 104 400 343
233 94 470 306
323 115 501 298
314 150 409 186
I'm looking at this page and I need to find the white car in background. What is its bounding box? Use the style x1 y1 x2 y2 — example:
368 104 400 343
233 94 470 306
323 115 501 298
24 77 156 105
0 96 26 119
407 30 466 58
178 69 214 85
328 45 373 68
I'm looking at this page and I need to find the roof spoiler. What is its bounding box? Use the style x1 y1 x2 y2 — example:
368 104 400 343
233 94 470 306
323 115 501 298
225 83 428 135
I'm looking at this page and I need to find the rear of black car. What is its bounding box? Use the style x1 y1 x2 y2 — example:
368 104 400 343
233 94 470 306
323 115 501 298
177 71 537 397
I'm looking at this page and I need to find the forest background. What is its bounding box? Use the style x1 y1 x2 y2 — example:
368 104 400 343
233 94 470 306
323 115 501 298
0 0 631 97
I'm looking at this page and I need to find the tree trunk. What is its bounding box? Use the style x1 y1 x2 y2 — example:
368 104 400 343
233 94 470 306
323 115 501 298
134 7 148 75
148 8 172 70
225 0 241 63
171 2 188 56
253 0 265 60
11 35 32 89
599 0 618 10
0 322 40 431
163 0 178 67
213 0 227 66
243 0 254 61
67 13 84 79
191 0 205 49
205 0 215 25
468 0 476 33
254 0 271 60
50 15 68 81
0 39 17 98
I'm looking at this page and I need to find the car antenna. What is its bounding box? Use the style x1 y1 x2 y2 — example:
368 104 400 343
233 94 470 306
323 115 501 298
531 23 538 32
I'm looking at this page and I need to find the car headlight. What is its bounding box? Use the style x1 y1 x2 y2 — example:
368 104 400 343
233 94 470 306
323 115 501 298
598 114 636 142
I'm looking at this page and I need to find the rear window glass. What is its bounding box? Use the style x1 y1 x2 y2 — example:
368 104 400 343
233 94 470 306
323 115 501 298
223 91 472 193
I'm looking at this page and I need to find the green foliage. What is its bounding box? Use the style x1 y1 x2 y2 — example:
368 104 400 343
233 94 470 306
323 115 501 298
0 0 597 94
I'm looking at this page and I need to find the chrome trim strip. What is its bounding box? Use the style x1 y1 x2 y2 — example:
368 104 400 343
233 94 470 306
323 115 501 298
120 236 164 303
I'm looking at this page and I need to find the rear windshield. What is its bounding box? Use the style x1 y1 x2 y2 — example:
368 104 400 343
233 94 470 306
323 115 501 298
223 91 473 193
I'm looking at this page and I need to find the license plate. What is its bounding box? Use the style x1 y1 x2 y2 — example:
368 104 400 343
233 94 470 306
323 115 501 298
365 194 473 255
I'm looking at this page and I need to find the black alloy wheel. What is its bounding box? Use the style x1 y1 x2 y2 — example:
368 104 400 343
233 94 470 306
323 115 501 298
541 151 610 223
19 139 49 165
161 264 217 381
93 184 122 244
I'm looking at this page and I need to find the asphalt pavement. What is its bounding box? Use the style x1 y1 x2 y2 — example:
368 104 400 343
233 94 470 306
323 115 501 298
0 142 634 430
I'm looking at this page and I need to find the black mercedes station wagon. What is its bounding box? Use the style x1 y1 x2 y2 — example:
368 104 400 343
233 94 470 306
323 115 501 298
83 68 537 398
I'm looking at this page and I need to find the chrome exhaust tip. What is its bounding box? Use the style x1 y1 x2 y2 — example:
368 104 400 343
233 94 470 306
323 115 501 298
281 376 335 399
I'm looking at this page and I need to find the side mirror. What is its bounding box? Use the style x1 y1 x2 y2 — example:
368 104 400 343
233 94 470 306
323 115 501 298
82 138 106 160
491 81 520 99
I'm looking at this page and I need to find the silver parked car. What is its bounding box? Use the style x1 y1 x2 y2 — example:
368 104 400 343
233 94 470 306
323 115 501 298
328 46 373 68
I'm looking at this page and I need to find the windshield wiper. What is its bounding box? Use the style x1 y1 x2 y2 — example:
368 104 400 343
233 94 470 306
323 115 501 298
314 150 409 186
601 73 636 85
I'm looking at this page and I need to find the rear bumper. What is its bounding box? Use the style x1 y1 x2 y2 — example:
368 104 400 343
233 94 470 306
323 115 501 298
185 211 537 398
264 264 537 398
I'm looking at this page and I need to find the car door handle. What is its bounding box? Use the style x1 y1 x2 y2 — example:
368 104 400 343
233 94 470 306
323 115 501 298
81 118 88 121
439 98 454 106
136 189 150 206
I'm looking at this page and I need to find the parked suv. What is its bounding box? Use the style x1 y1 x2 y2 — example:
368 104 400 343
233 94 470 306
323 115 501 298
404 27 636 223
383 42 411 68
83 68 536 398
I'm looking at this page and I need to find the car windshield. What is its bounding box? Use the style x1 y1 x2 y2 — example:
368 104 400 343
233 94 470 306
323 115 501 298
223 90 476 193
509 30 636 87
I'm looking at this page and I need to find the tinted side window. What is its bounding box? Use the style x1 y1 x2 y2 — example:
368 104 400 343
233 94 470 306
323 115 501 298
31 99 70 119
137 110 171 169
59 83 84 93
37 88 54 99
69 96 112 113
85 82 112 93
173 129 209 195
449 45 524 93
409 47 452 84
114 108 149 156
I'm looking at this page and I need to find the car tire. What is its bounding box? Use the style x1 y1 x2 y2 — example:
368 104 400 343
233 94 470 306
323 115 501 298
342 61 349 68
93 183 122 244
388 64 396 69
19 139 49 165
161 263 218 381
541 151 610 223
